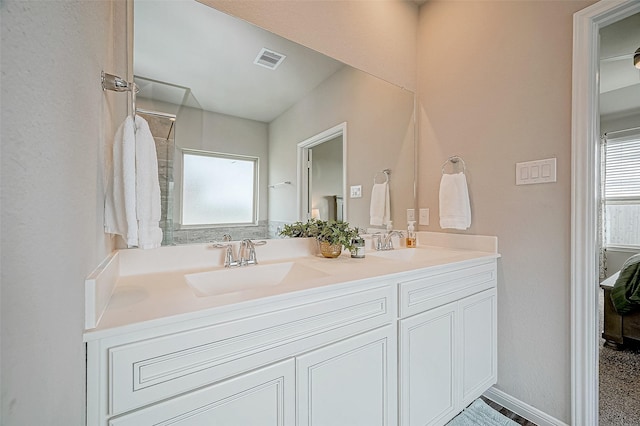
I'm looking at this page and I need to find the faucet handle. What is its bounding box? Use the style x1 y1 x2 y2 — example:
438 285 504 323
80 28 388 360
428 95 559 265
239 239 266 265
372 233 383 250
222 234 232 242
210 240 239 267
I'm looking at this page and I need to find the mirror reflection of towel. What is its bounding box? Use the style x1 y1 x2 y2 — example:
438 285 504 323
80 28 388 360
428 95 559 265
439 172 471 230
134 116 163 249
370 182 390 226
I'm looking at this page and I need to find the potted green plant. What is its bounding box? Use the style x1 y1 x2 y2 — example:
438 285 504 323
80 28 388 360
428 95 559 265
316 220 360 258
279 219 360 258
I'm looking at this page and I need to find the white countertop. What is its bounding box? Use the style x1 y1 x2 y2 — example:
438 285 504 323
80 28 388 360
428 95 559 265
84 232 499 341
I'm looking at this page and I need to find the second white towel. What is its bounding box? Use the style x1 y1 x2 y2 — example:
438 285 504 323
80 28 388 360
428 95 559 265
370 182 390 226
439 172 471 230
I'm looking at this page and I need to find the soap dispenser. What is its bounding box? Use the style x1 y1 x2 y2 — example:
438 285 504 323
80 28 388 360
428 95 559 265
406 221 417 248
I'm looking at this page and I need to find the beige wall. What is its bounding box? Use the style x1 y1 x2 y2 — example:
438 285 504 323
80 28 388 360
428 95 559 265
416 1 595 422
200 0 418 92
1 1 126 424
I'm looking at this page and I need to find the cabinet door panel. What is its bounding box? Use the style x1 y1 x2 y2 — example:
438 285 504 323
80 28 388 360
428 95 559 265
297 326 396 426
109 359 294 426
400 303 456 426
460 288 497 406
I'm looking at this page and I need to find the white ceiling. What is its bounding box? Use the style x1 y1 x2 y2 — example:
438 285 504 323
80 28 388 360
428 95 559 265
599 13 640 118
134 0 345 123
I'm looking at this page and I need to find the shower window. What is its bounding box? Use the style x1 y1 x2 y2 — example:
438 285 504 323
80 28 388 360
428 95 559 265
603 132 640 249
181 150 258 226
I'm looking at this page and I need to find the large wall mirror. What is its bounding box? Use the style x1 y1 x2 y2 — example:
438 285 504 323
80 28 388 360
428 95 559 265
134 0 416 245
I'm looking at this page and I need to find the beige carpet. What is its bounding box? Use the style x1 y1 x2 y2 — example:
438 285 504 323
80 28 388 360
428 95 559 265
599 289 640 425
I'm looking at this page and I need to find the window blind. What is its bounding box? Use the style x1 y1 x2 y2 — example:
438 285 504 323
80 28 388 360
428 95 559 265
603 132 640 248
605 136 640 200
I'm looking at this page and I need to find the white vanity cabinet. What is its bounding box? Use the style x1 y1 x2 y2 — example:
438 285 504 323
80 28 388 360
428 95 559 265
86 282 396 426
86 250 499 426
398 261 497 426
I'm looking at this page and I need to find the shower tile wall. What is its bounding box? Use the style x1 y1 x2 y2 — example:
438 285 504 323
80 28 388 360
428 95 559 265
172 221 269 245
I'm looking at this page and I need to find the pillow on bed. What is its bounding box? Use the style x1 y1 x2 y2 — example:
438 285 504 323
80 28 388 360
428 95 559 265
611 253 640 315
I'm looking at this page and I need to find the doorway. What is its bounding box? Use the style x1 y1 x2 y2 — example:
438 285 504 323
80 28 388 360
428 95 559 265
571 1 640 424
297 123 347 222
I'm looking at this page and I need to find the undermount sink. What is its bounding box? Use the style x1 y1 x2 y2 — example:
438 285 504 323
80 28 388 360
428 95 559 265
185 262 329 297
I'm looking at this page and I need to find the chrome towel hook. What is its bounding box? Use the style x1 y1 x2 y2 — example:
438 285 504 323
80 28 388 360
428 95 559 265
101 71 140 121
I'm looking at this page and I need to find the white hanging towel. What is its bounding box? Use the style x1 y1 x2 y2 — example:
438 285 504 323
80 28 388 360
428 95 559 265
370 182 390 226
104 116 138 247
134 115 163 249
104 115 163 249
439 172 471 230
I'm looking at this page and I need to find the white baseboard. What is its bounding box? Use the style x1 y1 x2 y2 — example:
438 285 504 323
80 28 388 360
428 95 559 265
483 387 569 426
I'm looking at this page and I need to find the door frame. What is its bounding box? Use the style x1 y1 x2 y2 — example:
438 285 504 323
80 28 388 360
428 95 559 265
571 1 640 424
297 122 347 221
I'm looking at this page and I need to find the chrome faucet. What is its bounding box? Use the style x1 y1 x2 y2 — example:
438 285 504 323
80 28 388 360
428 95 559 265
373 230 404 251
238 239 267 266
211 236 267 268
211 234 239 267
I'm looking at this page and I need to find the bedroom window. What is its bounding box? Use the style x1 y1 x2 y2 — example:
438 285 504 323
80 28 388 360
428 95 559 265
181 150 258 226
603 132 640 249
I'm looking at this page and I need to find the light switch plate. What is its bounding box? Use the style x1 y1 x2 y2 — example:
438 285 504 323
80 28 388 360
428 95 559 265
407 209 415 222
350 185 362 198
419 208 429 226
516 158 557 185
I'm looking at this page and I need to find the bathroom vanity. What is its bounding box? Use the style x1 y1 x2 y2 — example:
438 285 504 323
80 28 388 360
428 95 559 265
84 233 499 426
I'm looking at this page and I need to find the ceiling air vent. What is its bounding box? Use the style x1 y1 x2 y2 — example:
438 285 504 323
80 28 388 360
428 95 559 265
254 48 286 70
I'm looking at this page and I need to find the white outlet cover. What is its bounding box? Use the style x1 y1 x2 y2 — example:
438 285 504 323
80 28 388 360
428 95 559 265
419 208 429 226
350 185 362 198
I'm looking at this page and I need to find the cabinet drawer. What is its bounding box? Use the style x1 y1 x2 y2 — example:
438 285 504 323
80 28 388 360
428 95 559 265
398 261 496 318
109 359 295 426
108 285 393 415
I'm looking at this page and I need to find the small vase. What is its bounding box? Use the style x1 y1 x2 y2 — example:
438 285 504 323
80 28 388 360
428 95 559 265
319 241 342 258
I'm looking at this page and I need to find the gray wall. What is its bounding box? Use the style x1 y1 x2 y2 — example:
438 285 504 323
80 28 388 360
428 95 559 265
269 66 415 231
1 1 126 424
416 1 595 422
